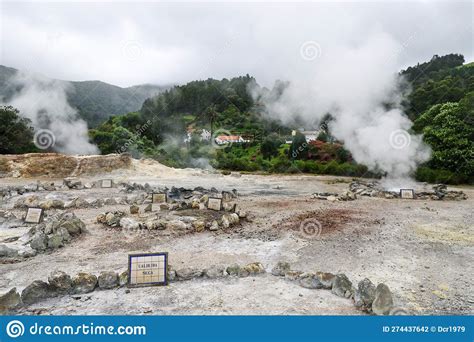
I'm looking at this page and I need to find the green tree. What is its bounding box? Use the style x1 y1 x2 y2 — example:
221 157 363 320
288 132 308 160
260 133 283 159
0 106 37 154
415 97 474 178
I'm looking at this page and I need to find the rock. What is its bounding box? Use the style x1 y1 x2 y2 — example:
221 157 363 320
220 215 230 228
316 272 335 289
0 244 18 257
23 195 40 208
47 234 64 249
17 246 37 258
204 265 227 279
144 203 152 212
105 211 124 227
72 273 98 294
298 273 323 289
285 270 303 281
74 198 89 208
104 198 117 205
159 203 170 211
0 288 21 314
119 271 129 287
21 280 56 305
240 262 265 277
56 227 71 242
119 217 140 230
200 194 209 203
226 264 240 276
192 220 205 232
228 213 240 225
98 271 119 289
54 213 85 236
39 199 65 210
331 274 353 298
355 278 376 309
48 271 72 293
236 210 247 219
130 205 139 214
372 283 394 315
191 198 200 209
176 268 202 280
209 220 220 231
29 233 48 251
327 195 338 202
63 177 82 189
167 266 176 282
271 262 291 276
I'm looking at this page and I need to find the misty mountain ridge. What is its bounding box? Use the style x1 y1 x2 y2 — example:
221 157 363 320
0 65 171 127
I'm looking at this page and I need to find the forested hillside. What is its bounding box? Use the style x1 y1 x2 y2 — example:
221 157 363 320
0 65 169 127
2 54 473 183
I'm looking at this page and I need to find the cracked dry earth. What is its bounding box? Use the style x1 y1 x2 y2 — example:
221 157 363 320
0 161 473 315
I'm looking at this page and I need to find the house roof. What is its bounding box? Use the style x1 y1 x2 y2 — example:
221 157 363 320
216 135 241 141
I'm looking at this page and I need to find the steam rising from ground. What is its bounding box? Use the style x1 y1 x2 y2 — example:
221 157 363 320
251 33 431 188
1 71 98 155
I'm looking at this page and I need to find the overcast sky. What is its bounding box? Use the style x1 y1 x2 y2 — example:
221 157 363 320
0 1 472 87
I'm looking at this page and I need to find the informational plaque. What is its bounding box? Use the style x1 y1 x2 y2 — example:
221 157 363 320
101 179 113 188
25 207 44 223
400 189 415 199
128 252 168 286
152 193 167 203
207 197 222 211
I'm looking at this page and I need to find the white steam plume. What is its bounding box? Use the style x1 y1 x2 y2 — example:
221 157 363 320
251 32 431 188
1 71 99 155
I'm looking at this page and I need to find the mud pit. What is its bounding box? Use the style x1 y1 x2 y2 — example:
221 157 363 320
1 157 473 315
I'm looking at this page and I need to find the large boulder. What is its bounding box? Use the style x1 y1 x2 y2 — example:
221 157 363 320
21 280 56 305
72 273 98 294
47 234 64 249
176 268 203 280
298 273 323 289
29 233 48 251
0 244 18 258
98 272 119 289
204 265 227 279
63 177 82 189
354 278 376 310
316 272 335 289
0 288 21 314
226 264 241 276
331 274 353 298
239 262 265 277
271 262 291 276
48 271 72 293
372 283 394 315
57 213 85 236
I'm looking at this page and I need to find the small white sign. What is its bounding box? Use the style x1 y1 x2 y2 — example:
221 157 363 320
400 189 415 199
101 179 113 188
152 193 167 203
128 252 168 286
25 207 44 223
207 197 222 211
